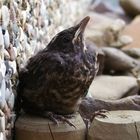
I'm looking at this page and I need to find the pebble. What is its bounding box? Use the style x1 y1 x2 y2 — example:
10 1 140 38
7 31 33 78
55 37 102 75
102 47 139 72
88 75 139 100
86 13 132 47
120 0 140 17
122 15 140 48
122 47 140 58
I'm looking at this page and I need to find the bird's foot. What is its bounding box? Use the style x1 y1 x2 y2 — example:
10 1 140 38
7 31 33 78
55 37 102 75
44 112 76 128
90 109 108 122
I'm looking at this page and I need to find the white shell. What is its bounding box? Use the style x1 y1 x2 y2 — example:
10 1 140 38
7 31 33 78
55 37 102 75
0 27 4 53
0 61 6 109
0 116 5 132
26 23 34 38
7 93 15 110
0 88 6 110
0 61 6 78
0 133 4 140
20 10 27 27
4 49 10 60
1 5 10 30
3 30 10 49
13 47 17 58
5 88 11 102
8 60 17 74
19 27 25 42
40 0 47 17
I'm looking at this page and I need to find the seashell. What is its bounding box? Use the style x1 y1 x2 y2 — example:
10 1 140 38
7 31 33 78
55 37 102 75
11 22 19 37
34 41 44 54
3 30 10 49
4 49 10 60
19 26 25 42
25 23 34 38
0 133 4 140
0 110 4 117
0 60 6 77
26 1 31 13
13 47 17 58
9 1 16 23
0 115 5 132
20 10 27 28
33 1 40 18
6 44 16 61
5 88 11 101
30 39 37 53
40 0 47 17
1 5 10 30
7 61 16 75
0 26 4 52
14 36 20 48
25 43 33 58
0 1 3 9
21 0 28 10
0 80 6 110
34 27 39 39
0 9 2 26
0 72 3 84
7 92 14 110
44 19 49 29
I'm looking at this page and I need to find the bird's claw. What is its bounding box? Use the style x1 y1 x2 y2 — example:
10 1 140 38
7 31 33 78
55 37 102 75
44 112 76 128
90 109 108 122
54 115 76 128
45 112 59 125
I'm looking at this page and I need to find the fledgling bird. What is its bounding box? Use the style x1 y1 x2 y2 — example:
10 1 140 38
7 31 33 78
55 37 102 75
16 16 98 125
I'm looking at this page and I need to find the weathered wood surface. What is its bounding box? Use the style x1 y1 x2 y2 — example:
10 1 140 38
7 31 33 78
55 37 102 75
88 110 140 140
15 113 86 140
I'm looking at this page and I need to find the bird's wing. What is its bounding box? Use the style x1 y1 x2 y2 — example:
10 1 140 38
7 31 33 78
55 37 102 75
18 51 67 90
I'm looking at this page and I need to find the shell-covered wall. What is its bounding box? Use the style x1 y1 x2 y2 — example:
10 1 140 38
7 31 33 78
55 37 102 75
0 0 91 139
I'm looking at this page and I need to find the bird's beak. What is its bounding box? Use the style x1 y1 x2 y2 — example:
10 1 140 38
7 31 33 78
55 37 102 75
73 16 90 45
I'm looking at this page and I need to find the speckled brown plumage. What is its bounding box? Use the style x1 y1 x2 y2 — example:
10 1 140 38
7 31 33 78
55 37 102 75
16 17 98 118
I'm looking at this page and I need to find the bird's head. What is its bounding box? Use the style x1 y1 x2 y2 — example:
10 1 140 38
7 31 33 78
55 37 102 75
47 16 90 53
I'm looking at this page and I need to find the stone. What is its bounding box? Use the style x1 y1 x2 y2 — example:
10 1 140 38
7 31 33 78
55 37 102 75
86 12 115 46
122 47 140 58
102 47 139 72
88 75 139 100
120 0 140 17
86 12 132 48
0 116 5 132
122 16 140 48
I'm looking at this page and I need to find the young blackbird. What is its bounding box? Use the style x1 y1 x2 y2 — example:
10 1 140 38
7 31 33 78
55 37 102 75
16 16 98 126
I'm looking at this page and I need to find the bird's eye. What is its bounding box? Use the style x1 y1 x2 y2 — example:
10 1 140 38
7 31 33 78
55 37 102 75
63 37 71 43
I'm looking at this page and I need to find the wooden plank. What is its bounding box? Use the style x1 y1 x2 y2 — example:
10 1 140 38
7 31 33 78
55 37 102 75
49 113 86 140
88 110 140 140
15 113 86 140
